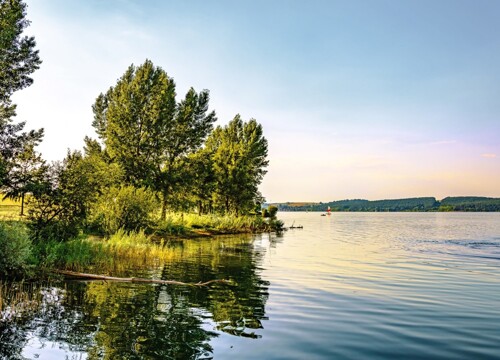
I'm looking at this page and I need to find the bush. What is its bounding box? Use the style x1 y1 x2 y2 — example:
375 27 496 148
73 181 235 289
29 217 80 243
0 222 32 277
88 185 158 234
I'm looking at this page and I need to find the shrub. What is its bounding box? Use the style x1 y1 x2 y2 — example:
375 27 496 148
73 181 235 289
88 185 158 234
0 222 32 277
29 217 80 243
268 205 278 218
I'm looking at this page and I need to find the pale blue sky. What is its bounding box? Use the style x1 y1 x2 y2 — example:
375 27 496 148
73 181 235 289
13 0 500 201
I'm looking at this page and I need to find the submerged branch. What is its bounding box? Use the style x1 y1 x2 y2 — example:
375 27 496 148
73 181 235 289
54 270 231 287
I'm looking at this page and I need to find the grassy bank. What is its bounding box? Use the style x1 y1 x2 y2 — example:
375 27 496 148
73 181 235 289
33 231 172 273
0 212 283 323
0 212 283 279
156 212 282 236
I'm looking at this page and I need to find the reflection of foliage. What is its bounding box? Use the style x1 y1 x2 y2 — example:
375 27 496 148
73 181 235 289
0 235 272 358
161 236 269 338
82 282 217 359
0 323 27 359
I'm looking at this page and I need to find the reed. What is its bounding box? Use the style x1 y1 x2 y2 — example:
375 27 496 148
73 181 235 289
0 281 44 323
157 213 271 235
34 230 177 273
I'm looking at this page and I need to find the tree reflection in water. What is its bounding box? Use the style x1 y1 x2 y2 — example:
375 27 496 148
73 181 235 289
0 234 275 359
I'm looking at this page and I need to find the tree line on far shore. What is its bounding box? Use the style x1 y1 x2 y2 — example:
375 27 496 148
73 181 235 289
275 196 500 212
1 0 271 242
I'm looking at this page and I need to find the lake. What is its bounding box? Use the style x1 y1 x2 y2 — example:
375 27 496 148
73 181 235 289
1 212 500 359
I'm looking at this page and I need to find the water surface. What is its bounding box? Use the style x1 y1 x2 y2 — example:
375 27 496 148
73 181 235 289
1 212 500 359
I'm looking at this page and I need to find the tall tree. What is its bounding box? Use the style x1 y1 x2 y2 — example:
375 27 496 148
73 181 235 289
185 148 216 214
92 61 176 187
2 143 45 215
0 0 43 186
0 0 41 101
92 60 216 218
206 115 268 214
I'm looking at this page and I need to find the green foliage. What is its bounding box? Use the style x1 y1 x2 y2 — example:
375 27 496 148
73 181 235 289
27 150 123 241
278 197 440 212
438 205 454 212
91 60 216 218
206 115 268 214
440 197 500 211
30 231 169 272
0 0 41 100
0 0 43 187
1 143 46 215
0 221 32 277
267 205 278 218
277 196 500 212
269 218 285 232
155 213 278 235
92 60 177 187
88 185 158 235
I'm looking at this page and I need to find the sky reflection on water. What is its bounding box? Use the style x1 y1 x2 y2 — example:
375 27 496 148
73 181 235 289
1 213 500 359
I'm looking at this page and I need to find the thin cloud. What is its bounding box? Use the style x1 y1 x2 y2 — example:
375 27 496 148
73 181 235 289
481 153 497 158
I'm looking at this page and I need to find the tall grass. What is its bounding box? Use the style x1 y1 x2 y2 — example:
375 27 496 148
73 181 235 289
0 281 43 322
33 230 176 274
0 221 32 277
156 213 279 235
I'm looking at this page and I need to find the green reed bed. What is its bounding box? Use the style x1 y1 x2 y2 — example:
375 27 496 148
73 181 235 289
157 213 282 235
34 230 176 274
1 211 283 277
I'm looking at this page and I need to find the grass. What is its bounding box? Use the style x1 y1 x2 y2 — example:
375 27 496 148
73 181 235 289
34 230 178 274
0 197 22 221
156 212 283 236
33 224 267 275
0 281 45 323
0 202 284 277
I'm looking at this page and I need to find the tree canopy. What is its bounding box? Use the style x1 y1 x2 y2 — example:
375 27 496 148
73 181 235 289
0 0 41 101
0 0 43 191
91 59 217 217
205 115 268 214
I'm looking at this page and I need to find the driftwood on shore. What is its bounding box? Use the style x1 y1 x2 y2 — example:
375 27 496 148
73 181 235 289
55 270 231 287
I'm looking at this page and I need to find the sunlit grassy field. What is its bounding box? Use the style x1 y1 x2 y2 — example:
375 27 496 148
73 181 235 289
0 197 21 220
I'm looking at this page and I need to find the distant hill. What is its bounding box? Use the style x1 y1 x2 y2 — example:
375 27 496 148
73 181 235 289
272 196 500 212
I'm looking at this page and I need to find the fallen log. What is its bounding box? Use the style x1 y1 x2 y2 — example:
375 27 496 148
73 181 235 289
55 270 231 287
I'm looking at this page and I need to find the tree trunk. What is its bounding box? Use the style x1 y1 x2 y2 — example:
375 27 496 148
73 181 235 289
161 196 167 220
55 270 230 286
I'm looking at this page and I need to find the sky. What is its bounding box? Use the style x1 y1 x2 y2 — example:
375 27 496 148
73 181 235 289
12 0 500 202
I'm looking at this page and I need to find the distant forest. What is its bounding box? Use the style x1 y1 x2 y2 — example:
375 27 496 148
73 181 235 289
274 197 500 212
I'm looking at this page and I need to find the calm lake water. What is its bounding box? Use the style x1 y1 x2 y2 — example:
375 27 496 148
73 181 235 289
1 212 500 359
